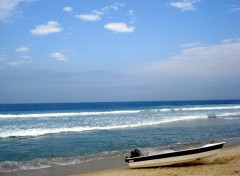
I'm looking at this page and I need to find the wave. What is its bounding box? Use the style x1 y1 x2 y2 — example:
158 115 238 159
1 105 240 119
0 110 140 119
2 111 239 138
0 156 85 173
0 115 207 138
0 150 123 173
148 105 240 113
175 105 240 111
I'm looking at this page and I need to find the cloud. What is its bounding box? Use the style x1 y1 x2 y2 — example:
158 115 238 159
132 40 240 77
15 46 30 52
0 0 20 22
19 54 32 59
127 9 136 24
30 21 63 35
0 0 33 23
127 39 240 99
75 11 102 21
229 4 240 12
168 0 201 11
7 61 20 66
181 41 204 48
104 22 135 33
0 48 32 67
50 52 67 61
75 3 125 22
100 3 125 12
7 60 31 66
63 6 73 13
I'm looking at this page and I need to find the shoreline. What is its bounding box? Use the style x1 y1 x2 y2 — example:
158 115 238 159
2 137 240 176
71 143 240 176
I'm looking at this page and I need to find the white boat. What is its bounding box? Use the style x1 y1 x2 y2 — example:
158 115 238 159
125 142 225 168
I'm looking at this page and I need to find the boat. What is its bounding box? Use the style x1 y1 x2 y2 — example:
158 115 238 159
125 142 225 168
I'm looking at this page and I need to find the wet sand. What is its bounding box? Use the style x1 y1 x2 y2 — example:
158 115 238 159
3 142 240 176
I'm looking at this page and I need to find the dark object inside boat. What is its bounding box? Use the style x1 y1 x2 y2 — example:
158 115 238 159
130 149 142 158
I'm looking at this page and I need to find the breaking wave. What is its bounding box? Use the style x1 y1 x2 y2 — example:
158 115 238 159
1 105 240 119
0 115 209 138
0 110 140 119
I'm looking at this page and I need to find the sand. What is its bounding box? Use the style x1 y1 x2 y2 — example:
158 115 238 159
71 144 240 176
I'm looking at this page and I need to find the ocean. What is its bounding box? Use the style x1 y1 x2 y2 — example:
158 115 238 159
0 100 240 173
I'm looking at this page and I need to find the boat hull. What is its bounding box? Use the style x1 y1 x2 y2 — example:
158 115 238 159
125 142 225 168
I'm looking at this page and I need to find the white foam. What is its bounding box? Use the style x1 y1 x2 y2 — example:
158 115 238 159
218 112 240 117
0 110 140 119
177 105 240 111
153 108 172 112
0 115 208 138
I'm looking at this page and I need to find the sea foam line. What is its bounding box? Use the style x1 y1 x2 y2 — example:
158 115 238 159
176 105 240 111
1 105 239 119
0 110 140 119
149 105 240 112
0 115 207 138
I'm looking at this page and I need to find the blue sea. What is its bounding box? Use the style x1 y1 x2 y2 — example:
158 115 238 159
1 100 240 173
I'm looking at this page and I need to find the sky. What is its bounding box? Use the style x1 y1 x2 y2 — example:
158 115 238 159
0 0 240 103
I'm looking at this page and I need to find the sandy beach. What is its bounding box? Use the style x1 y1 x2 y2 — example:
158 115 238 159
71 144 240 176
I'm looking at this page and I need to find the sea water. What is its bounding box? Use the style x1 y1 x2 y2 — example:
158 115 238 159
0 100 240 173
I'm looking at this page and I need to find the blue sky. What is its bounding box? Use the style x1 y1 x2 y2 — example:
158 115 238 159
0 0 240 103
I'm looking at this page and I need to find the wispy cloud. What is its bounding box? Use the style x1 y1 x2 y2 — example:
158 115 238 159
101 3 125 12
126 39 240 99
130 39 240 85
50 52 68 61
15 46 30 53
127 9 136 24
168 0 201 11
7 60 32 66
74 3 135 33
15 46 32 61
75 11 102 21
181 41 204 48
63 6 73 13
228 4 240 12
75 3 125 22
1 45 33 67
0 0 34 23
104 22 135 33
30 21 63 36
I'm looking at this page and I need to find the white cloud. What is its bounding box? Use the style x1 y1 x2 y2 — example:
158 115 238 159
101 3 125 12
131 40 240 79
104 22 135 33
50 52 67 61
126 39 240 100
168 0 201 11
181 42 203 48
75 12 101 21
0 48 32 67
30 21 63 36
229 4 240 12
7 59 32 66
75 3 126 22
15 46 30 52
63 6 73 13
127 9 136 24
20 54 32 59
7 61 20 66
0 0 34 23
